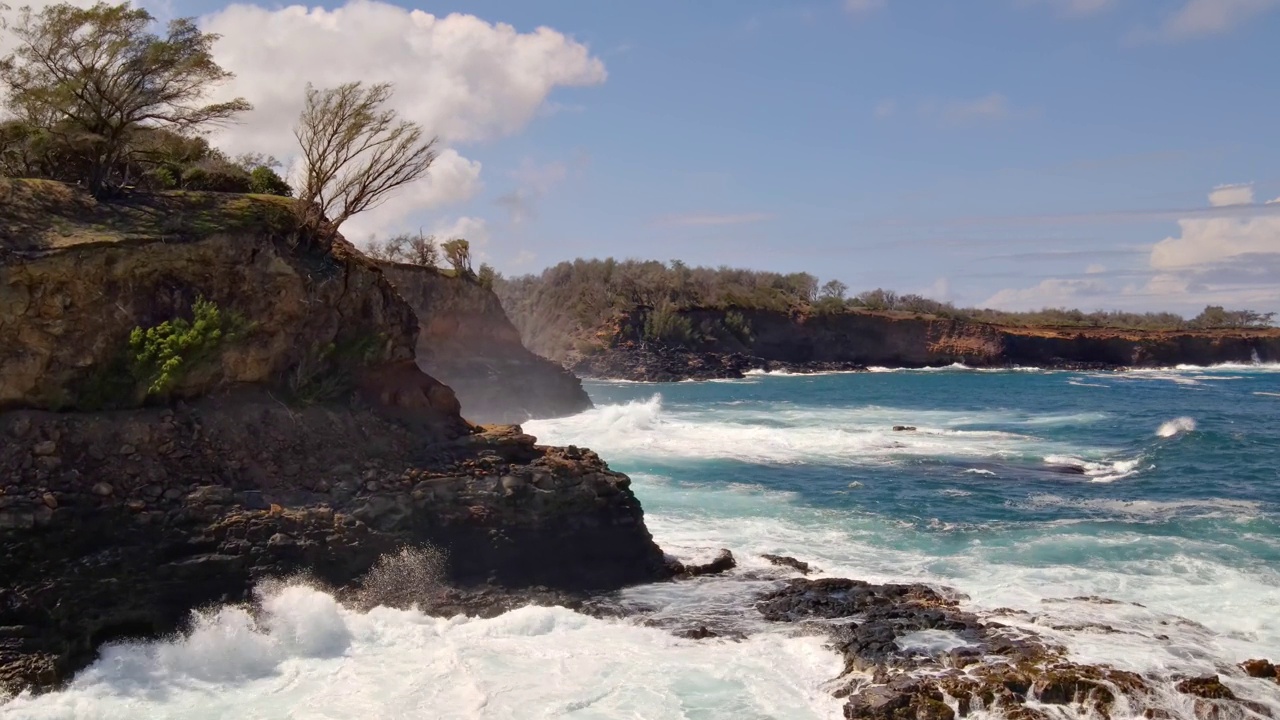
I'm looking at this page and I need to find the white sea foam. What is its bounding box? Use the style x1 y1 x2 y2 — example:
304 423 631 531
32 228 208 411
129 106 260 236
1022 494 1262 521
1156 417 1197 438
0 585 843 720
1042 454 1144 483
526 396 1115 469
1255 392 1280 398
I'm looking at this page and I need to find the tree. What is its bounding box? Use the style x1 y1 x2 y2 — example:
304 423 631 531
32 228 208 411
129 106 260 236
294 81 437 236
476 262 497 289
820 279 848 301
441 238 472 276
0 2 250 197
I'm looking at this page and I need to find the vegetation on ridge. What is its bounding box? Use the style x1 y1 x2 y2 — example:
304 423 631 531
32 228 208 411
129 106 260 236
494 258 1277 361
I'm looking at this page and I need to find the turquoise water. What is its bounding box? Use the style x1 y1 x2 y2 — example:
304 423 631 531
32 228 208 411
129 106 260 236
7 364 1279 719
527 365 1280 682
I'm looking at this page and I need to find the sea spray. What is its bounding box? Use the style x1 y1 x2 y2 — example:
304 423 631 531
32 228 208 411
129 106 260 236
1157 417 1197 438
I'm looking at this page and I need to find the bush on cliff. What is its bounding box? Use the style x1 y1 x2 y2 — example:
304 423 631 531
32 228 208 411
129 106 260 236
130 297 246 396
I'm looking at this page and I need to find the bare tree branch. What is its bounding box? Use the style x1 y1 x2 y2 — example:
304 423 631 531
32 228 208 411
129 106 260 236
293 81 437 237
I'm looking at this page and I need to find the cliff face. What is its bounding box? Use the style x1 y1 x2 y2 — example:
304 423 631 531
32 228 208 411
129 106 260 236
0 182 664 694
573 307 1280 380
377 262 592 423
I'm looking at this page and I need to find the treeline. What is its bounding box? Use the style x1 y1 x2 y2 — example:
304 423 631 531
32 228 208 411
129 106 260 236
0 1 478 270
495 258 1277 359
494 258 822 359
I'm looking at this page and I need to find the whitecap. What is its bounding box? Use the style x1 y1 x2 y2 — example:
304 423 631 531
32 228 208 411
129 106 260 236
1156 417 1196 438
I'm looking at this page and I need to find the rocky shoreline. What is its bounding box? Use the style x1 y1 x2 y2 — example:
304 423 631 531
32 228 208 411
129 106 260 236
603 553 1280 720
0 394 673 693
570 344 1181 383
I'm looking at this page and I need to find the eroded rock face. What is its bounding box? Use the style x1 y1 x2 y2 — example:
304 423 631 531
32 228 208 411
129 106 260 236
0 227 429 413
0 399 668 694
566 308 1280 381
377 262 592 423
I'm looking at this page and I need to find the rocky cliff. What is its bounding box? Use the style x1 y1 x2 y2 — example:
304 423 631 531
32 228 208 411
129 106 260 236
573 307 1280 381
0 181 665 694
377 262 591 423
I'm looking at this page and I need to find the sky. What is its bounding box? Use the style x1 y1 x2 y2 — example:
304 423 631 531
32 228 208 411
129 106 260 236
5 0 1280 315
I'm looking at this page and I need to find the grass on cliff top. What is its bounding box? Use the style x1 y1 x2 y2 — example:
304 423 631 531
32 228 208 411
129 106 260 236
1 178 296 252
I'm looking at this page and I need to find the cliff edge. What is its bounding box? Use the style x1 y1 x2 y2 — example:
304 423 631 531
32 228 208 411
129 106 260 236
377 261 592 423
0 180 665 694
572 307 1280 381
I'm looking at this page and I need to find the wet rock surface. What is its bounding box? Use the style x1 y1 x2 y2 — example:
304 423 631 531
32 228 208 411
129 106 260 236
573 343 868 382
0 398 669 695
609 558 1280 720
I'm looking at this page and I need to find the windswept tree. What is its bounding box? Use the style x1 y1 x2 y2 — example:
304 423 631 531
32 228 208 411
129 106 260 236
441 237 472 277
294 81 437 236
0 2 250 196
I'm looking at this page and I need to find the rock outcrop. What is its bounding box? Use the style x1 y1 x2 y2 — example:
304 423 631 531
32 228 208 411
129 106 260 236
377 261 592 423
569 308 1280 381
0 182 665 695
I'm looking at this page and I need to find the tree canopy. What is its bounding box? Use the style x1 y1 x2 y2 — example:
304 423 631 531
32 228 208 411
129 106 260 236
0 1 250 196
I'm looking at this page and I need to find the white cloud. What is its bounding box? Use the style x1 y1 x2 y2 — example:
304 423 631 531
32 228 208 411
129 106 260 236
844 0 886 14
194 0 605 238
939 93 1010 124
1208 183 1255 207
1139 0 1280 41
1150 185 1280 270
981 277 1108 310
341 149 483 242
1085 263 1107 274
430 216 491 259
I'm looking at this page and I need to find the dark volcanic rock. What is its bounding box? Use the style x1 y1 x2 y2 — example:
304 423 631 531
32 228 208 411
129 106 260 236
761 554 814 574
673 548 737 578
0 403 670 694
1177 676 1238 700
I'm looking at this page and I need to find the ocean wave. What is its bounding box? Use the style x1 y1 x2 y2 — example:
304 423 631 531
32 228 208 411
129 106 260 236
1023 493 1262 521
527 397 1113 468
1 584 843 719
1156 416 1197 438
1042 454 1145 483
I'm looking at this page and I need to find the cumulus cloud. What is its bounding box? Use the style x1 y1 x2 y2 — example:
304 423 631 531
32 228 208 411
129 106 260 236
981 277 1108 310
1135 0 1280 42
1150 184 1280 270
194 0 605 239
430 216 491 259
1208 183 1255 207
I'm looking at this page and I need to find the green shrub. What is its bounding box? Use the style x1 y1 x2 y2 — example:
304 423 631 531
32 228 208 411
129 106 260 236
286 333 385 404
723 310 753 343
248 165 293 197
643 303 693 345
130 297 245 396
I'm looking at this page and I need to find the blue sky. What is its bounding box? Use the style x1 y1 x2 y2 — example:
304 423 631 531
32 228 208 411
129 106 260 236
18 0 1280 314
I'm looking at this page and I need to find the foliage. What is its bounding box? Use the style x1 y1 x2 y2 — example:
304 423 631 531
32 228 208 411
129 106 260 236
294 81 436 235
0 2 250 197
642 302 693 345
286 333 384 404
723 310 753 343
476 262 497 290
495 258 819 360
129 297 244 396
820 279 848 301
1188 305 1276 329
442 237 473 276
365 231 439 267
248 165 292 196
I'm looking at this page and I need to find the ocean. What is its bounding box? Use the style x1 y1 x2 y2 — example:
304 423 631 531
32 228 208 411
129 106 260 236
4 365 1279 719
